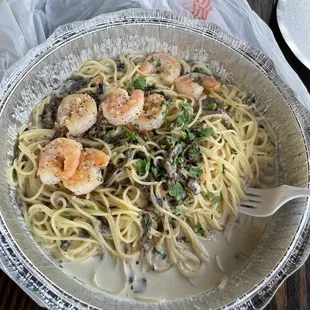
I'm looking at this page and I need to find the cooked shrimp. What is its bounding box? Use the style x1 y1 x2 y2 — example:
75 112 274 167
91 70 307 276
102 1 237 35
201 77 221 91
140 53 181 86
175 74 221 98
57 94 98 136
134 94 167 131
37 138 82 185
101 88 144 126
175 75 204 99
63 148 110 195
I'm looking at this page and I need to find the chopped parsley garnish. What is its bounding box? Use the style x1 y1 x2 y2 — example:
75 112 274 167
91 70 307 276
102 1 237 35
137 211 144 218
91 205 99 211
156 60 162 67
231 148 237 154
205 190 213 201
176 114 185 126
151 167 158 179
214 196 222 204
146 219 152 231
211 214 214 219
176 157 184 164
173 207 181 216
186 166 203 178
124 131 138 143
62 215 70 220
199 127 214 138
193 67 211 76
124 76 146 90
183 125 196 141
205 102 217 110
148 56 155 64
124 80 133 90
182 103 192 111
176 103 193 126
162 100 170 118
222 164 226 174
194 224 206 237
193 76 203 85
188 147 201 161
168 182 184 200
132 76 146 90
137 159 151 174
161 252 167 259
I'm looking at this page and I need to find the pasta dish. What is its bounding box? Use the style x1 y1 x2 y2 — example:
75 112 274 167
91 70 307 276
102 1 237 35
9 53 274 277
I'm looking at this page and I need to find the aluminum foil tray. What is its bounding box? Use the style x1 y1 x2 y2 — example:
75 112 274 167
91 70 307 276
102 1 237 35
0 9 310 310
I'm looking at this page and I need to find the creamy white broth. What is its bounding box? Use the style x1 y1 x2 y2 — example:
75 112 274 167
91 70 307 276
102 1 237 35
63 215 270 301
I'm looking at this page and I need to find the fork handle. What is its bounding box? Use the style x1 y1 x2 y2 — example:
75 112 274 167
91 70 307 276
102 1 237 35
284 185 310 198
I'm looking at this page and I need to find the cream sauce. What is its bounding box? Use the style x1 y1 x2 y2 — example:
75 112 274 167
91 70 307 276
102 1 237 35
63 215 270 301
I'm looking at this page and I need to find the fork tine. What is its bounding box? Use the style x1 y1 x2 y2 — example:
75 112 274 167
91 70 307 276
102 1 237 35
240 200 259 208
247 196 262 203
244 187 262 197
238 205 260 216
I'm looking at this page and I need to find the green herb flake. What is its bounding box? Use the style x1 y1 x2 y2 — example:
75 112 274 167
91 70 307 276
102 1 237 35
161 252 167 259
231 148 237 154
214 195 222 204
151 166 158 175
132 76 146 90
125 131 138 143
188 147 201 160
175 103 193 126
194 224 206 237
146 220 152 231
168 182 184 200
124 80 133 90
173 207 181 216
206 102 217 110
148 56 155 64
156 60 162 67
222 164 226 174
162 100 170 119
165 70 171 76
186 166 203 178
205 190 213 201
176 114 185 126
62 215 70 220
137 159 151 174
176 157 184 164
137 211 144 218
145 160 151 171
183 126 196 141
92 205 99 211
182 103 192 111
211 214 214 219
199 127 214 138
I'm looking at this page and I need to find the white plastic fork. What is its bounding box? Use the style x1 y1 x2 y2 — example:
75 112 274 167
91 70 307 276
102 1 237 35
238 185 310 217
